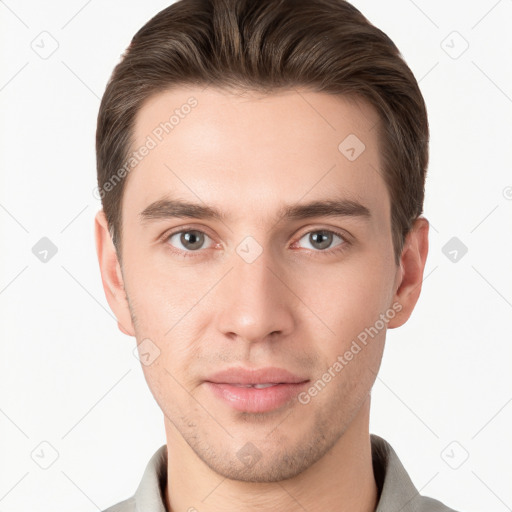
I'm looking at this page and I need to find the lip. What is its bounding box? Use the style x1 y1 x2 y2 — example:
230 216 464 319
205 367 310 413
206 366 308 385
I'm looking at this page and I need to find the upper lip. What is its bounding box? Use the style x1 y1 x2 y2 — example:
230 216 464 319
206 367 309 385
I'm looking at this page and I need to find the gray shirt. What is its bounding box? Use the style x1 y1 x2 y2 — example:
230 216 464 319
102 434 460 512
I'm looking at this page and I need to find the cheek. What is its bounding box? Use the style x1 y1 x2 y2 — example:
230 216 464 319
124 252 208 337
298 256 394 341
138 356 190 420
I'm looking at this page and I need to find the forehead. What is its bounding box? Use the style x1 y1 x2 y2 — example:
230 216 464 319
123 86 388 225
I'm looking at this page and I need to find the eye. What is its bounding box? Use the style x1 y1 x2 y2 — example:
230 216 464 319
165 229 214 252
161 227 349 258
295 229 346 252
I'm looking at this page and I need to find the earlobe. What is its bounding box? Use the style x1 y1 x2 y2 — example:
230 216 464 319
94 209 135 337
387 217 429 329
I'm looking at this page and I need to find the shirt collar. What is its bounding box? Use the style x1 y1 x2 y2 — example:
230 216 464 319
131 434 444 512
371 433 426 511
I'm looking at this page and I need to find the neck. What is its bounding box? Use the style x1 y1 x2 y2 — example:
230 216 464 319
164 396 378 512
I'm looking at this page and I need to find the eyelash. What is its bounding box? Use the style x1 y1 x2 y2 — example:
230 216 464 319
160 225 351 259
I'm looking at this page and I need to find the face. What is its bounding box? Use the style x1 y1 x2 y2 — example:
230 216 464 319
96 86 426 483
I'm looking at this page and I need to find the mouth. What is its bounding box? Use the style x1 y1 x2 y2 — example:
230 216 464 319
206 365 308 385
226 382 287 388
204 381 310 413
204 380 309 413
204 367 310 413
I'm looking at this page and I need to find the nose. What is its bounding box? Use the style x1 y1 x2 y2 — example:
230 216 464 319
215 246 296 345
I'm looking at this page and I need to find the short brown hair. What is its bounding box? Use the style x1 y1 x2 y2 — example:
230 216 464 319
96 0 429 265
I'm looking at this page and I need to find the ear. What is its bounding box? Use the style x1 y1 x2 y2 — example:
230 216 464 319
94 209 135 337
387 216 429 329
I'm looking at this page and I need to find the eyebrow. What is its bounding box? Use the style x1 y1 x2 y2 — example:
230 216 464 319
139 198 371 223
139 196 371 224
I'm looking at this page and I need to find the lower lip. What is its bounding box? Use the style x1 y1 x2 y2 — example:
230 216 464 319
205 381 309 413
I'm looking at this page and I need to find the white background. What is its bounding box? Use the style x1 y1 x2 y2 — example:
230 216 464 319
1 1 511 511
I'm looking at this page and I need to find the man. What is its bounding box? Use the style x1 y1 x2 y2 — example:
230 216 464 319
94 0 460 511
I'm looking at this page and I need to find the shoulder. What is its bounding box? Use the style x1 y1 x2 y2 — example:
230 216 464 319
101 496 136 512
371 434 462 512
100 444 168 512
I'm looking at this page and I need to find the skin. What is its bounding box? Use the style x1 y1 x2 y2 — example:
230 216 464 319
95 86 429 512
